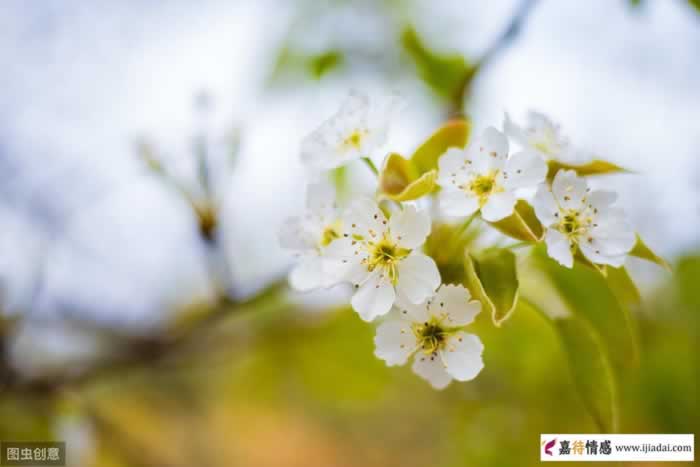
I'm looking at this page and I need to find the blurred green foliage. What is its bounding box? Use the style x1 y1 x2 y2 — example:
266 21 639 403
1 253 695 466
400 27 474 109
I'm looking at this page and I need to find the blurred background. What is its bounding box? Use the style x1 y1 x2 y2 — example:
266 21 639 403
0 0 698 466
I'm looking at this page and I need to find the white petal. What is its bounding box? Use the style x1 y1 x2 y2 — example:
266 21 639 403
528 111 557 131
306 182 337 216
481 126 509 161
343 198 387 238
502 151 547 190
579 214 635 266
481 191 516 221
289 256 325 291
439 190 479 218
323 236 357 262
552 169 588 210
394 295 430 323
300 129 330 171
545 229 573 268
395 253 441 304
389 205 431 249
503 112 528 146
437 148 470 186
441 332 484 382
364 93 400 151
300 116 349 172
533 185 558 226
351 273 396 321
468 144 501 172
279 216 316 251
587 190 618 213
412 352 452 390
320 257 355 286
579 243 626 267
591 209 636 253
338 89 370 119
428 284 480 326
374 318 417 366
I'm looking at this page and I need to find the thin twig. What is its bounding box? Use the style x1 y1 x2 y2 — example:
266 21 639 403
449 0 540 116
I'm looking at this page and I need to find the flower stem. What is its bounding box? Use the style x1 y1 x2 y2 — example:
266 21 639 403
455 212 478 238
448 213 478 258
361 157 379 176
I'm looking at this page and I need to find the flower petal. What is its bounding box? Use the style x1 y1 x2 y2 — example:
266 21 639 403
395 253 441 304
412 352 452 389
441 332 484 382
545 229 573 268
337 89 370 120
581 210 635 266
299 91 372 172
503 112 528 146
439 190 479 218
351 272 396 321
289 256 325 291
587 190 618 212
428 284 480 326
579 243 626 267
306 182 337 217
343 198 387 238
533 185 558 227
437 148 470 186
552 169 588 210
279 216 316 251
502 150 547 190
468 143 500 173
364 92 401 150
374 318 416 366
481 191 516 222
300 127 333 172
394 295 430 323
323 236 357 262
389 204 431 249
481 126 509 161
320 257 356 286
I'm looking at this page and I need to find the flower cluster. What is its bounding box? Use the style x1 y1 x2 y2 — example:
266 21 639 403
281 92 648 389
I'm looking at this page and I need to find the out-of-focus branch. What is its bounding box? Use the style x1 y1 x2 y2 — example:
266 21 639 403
0 277 288 396
448 0 539 116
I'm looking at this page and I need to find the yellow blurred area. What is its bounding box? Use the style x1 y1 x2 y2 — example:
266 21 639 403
2 256 694 466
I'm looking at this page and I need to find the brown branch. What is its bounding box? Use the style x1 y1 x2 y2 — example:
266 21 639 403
0 278 289 395
449 0 540 117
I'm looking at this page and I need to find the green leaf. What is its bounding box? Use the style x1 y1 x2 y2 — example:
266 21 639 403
424 222 480 286
488 200 543 242
308 50 343 79
573 248 608 276
400 26 473 103
605 266 641 309
689 0 700 14
546 159 629 182
464 248 519 326
533 246 639 372
521 299 619 433
629 234 671 271
378 153 436 201
411 119 471 174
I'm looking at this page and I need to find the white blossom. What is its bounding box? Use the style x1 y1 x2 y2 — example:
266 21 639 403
533 170 635 268
437 127 547 221
300 91 393 173
325 199 440 321
279 183 348 291
374 284 484 390
504 111 573 160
